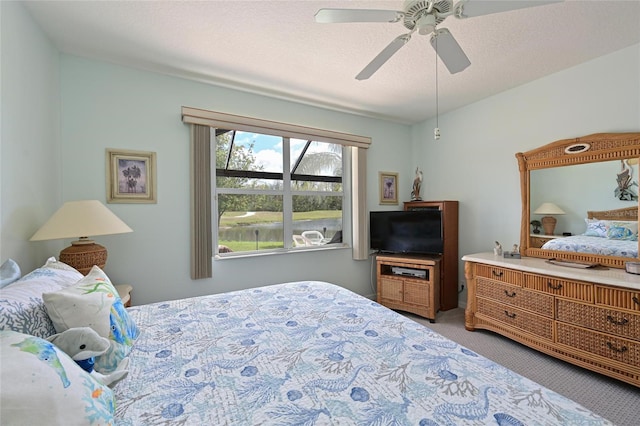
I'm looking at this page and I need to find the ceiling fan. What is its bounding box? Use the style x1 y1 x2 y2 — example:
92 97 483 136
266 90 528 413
315 0 562 80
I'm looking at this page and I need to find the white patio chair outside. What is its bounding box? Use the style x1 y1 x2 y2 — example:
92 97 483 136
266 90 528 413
301 230 330 245
292 234 308 247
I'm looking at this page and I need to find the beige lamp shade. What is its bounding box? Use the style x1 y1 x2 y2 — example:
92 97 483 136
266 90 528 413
533 202 565 235
30 200 133 274
533 202 566 215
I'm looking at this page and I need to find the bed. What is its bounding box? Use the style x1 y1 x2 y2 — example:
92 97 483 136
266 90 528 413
541 207 638 258
1 259 613 425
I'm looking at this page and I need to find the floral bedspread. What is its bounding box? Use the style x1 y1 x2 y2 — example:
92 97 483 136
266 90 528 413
114 281 611 425
541 234 637 258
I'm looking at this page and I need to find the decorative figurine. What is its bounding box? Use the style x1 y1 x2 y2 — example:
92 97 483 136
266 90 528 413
530 220 541 234
411 167 423 201
494 241 503 256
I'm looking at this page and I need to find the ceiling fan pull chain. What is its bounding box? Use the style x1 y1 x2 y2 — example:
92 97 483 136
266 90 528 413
434 33 440 140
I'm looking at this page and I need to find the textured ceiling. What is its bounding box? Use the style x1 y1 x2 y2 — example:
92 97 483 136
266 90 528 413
24 0 640 124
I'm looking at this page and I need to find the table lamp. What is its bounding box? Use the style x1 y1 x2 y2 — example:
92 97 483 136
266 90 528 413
533 202 565 235
30 200 133 274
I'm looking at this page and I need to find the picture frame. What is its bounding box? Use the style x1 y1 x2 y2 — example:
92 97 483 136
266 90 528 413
379 171 399 205
106 148 157 203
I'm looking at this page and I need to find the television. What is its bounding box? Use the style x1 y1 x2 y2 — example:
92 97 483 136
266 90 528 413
370 210 443 255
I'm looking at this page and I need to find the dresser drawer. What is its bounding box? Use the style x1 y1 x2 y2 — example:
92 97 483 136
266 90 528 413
523 273 593 302
556 322 640 368
477 277 553 317
596 285 640 313
475 264 522 285
557 299 640 341
477 297 553 340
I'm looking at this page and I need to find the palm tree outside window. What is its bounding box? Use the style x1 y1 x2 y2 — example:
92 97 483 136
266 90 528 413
214 130 344 255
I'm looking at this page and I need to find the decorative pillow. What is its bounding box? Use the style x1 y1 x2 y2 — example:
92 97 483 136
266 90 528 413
606 220 639 241
583 218 608 238
0 257 83 338
0 330 114 425
43 266 140 373
0 259 21 288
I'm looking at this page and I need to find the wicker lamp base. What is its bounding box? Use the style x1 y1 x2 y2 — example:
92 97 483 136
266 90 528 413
59 239 107 275
541 216 557 235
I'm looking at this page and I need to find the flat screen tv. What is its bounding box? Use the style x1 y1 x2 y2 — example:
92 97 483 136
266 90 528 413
370 210 443 255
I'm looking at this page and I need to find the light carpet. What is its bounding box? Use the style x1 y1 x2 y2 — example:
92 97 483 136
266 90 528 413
405 308 639 426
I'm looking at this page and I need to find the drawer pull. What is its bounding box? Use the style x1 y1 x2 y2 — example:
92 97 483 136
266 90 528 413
504 290 517 298
492 270 504 278
504 311 516 319
606 342 628 353
547 281 563 290
606 315 629 326
633 296 639 306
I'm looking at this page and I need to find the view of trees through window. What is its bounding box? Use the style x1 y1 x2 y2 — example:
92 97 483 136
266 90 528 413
215 129 344 254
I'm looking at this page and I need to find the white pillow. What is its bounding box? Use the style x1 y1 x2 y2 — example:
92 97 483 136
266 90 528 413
583 218 608 238
0 257 83 338
0 329 114 425
0 259 21 288
43 273 113 337
43 266 140 373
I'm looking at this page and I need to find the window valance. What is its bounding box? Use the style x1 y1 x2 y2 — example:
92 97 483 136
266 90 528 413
182 107 371 149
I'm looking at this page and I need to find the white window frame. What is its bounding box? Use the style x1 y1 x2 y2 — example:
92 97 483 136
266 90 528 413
182 107 370 278
213 136 348 256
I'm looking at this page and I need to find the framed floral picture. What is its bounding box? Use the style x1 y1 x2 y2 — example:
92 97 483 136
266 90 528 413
106 149 157 203
379 171 398 205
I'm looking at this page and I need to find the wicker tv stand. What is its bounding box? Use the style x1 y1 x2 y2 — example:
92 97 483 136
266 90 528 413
463 252 640 387
376 254 440 322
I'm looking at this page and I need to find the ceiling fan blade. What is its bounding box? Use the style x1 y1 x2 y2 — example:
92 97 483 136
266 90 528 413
315 8 403 24
430 29 471 74
356 33 412 80
455 0 563 19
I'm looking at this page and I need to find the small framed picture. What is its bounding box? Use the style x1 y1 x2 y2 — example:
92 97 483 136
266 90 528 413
379 171 399 205
106 149 157 203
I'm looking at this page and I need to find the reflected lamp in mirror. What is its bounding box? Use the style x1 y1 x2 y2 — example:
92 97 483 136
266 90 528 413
30 200 133 274
533 202 565 235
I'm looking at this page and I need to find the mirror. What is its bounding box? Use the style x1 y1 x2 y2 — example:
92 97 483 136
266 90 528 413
517 133 640 268
530 160 639 235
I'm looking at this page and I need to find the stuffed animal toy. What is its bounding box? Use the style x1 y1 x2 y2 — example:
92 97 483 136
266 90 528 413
47 327 129 387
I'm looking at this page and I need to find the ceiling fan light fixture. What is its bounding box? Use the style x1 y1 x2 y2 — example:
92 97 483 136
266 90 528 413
416 13 436 35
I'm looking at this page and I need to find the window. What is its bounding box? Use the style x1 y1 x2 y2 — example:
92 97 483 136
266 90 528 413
215 131 344 255
182 107 370 278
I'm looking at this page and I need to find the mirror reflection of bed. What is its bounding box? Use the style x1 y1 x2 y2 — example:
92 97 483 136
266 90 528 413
519 133 640 268
538 207 638 258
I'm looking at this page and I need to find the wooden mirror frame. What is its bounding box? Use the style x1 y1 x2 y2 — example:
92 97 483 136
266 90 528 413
517 132 640 268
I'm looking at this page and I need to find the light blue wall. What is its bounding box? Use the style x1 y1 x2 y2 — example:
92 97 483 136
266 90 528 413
1 1 413 305
3 0 638 309
0 1 63 272
58 55 412 304
411 44 640 306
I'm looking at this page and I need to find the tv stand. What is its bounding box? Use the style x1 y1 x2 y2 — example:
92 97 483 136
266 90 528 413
404 201 459 310
376 254 440 322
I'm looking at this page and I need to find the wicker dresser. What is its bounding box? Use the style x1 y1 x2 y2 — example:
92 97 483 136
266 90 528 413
463 252 640 387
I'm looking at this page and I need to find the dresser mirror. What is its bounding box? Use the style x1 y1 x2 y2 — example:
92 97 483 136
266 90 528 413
517 132 640 268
